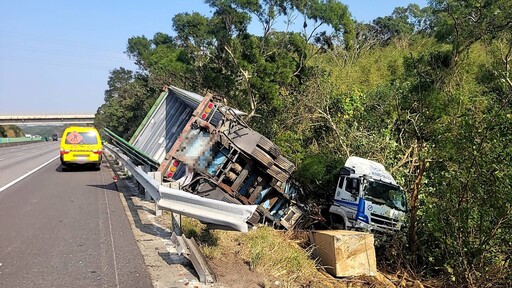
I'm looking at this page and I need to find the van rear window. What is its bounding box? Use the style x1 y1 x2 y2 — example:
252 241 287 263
64 131 98 145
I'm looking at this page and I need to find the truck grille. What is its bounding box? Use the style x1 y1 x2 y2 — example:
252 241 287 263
370 213 400 229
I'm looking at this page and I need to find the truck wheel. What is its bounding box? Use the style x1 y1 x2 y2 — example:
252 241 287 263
330 215 346 230
247 210 261 225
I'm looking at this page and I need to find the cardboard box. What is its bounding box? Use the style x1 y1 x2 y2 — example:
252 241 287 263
311 230 377 277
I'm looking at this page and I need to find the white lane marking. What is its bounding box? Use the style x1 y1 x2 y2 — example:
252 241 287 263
0 155 59 193
100 171 121 288
17 153 26 156
0 158 5 161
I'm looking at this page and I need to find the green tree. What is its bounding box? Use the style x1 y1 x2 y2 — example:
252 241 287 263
95 68 158 139
373 4 432 42
432 0 512 65
94 3 512 285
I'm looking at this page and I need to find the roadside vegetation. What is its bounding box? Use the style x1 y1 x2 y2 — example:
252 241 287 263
96 1 512 286
0 125 65 139
182 216 359 287
0 125 25 137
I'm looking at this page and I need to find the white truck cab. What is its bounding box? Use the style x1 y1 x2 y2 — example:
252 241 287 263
328 156 407 233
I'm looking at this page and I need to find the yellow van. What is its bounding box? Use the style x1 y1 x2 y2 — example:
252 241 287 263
60 126 103 169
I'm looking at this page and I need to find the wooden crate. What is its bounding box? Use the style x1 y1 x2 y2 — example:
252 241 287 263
310 230 377 277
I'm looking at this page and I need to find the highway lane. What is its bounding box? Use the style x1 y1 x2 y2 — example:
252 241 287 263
0 151 153 287
0 142 60 189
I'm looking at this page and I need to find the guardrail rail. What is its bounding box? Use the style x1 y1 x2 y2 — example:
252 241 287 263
104 143 262 283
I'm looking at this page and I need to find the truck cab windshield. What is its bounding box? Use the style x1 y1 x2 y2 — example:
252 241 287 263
363 181 407 212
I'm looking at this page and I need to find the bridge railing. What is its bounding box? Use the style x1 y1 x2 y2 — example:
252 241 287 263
0 114 95 125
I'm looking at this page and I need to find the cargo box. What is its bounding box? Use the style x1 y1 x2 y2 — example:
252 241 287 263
310 230 377 277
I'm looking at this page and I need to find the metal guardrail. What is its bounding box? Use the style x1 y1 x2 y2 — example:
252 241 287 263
0 138 44 147
0 137 43 143
159 186 257 232
104 143 257 232
104 128 160 171
105 143 161 201
105 143 259 283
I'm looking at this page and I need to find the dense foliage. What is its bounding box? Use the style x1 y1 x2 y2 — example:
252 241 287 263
0 125 25 137
96 1 512 286
20 125 66 138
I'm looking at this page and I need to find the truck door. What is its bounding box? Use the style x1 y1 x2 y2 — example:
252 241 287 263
334 174 359 221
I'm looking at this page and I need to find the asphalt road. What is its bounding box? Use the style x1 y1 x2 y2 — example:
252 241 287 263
0 143 153 288
0 141 63 189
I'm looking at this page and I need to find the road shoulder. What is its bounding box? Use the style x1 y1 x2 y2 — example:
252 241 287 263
105 156 209 288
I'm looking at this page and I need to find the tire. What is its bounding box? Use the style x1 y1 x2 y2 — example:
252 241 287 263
330 214 347 230
247 209 262 225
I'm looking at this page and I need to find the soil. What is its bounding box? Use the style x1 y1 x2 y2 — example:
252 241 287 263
209 252 269 288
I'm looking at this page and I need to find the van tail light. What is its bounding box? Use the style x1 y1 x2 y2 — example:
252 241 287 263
93 149 103 155
60 148 70 155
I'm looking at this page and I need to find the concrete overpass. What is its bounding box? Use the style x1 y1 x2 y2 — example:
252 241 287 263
0 114 95 125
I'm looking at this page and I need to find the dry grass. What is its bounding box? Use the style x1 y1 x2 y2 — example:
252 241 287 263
167 214 388 287
236 226 320 286
180 217 339 287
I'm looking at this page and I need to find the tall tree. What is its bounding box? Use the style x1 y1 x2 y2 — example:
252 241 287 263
432 0 512 65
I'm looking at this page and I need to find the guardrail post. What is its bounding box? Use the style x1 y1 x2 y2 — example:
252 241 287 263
148 171 163 216
131 168 139 193
171 212 182 235
142 164 151 201
137 165 148 198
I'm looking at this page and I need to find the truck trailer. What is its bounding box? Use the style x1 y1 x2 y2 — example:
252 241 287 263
128 86 308 230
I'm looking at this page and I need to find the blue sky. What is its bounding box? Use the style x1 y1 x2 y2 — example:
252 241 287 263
0 0 427 115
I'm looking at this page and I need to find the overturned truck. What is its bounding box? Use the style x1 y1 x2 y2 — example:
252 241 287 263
128 86 308 230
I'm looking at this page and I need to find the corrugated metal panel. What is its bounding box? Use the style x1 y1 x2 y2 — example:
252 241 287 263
170 86 229 126
132 93 194 163
171 86 203 107
131 86 245 164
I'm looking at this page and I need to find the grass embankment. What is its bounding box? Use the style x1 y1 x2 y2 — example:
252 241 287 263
181 217 328 287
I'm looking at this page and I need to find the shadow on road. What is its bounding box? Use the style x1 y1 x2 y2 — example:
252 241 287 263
55 165 100 173
86 183 119 192
104 156 167 238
